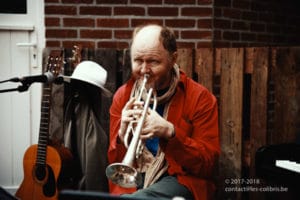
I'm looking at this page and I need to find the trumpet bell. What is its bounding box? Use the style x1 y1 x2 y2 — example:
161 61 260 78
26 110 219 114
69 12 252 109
106 163 139 188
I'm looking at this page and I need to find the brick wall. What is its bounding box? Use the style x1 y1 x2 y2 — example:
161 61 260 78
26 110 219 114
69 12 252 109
45 0 214 49
214 0 300 47
45 0 300 49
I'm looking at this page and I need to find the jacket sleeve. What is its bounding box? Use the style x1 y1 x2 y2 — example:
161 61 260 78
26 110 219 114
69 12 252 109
107 83 137 194
164 83 220 178
108 88 126 164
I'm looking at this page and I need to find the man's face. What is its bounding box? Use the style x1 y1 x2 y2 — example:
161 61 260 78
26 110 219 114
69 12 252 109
130 27 176 90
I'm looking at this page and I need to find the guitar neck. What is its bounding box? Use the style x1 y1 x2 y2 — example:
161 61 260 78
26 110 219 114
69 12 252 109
35 49 64 166
36 83 52 166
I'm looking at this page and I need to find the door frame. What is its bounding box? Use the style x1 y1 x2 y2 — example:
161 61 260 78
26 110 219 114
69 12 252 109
0 0 45 192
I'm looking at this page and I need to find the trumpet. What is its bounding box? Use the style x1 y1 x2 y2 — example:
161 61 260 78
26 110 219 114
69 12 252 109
106 74 157 188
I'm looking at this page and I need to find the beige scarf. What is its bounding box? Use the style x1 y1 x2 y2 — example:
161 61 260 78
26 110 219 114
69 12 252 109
130 64 180 188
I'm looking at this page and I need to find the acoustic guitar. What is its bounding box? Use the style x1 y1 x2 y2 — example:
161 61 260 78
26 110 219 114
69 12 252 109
15 49 76 200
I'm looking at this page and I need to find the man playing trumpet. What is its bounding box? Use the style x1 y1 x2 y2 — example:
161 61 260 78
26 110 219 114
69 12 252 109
107 24 220 200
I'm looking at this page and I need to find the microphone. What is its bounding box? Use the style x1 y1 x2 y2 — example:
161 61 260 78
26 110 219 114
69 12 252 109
10 72 55 85
54 75 71 84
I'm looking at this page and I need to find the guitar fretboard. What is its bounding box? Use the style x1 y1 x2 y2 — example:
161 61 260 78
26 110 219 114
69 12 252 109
36 84 51 165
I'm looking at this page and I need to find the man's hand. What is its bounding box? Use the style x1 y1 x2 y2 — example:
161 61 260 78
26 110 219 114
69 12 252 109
118 97 143 143
141 109 175 140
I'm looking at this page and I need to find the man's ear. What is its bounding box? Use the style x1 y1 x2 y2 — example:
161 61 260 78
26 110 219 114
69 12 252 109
172 51 178 63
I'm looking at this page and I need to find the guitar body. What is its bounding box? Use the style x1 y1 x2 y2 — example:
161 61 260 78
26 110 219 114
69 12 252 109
16 144 62 200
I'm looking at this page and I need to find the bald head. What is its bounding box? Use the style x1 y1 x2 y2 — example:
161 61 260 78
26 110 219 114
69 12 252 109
131 24 177 55
131 25 162 54
132 24 161 40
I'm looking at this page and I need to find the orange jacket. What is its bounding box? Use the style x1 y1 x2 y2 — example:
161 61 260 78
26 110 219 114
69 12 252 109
108 71 220 200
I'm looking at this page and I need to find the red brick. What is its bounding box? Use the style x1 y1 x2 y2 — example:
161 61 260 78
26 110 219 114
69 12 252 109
81 30 112 39
165 0 195 4
148 7 178 16
259 13 276 23
214 19 231 29
241 33 256 41
214 8 222 17
131 0 162 4
266 24 281 34
114 30 133 39
257 34 272 43
182 7 212 17
223 8 242 19
197 19 212 29
63 40 95 49
214 0 231 7
251 2 270 12
232 21 250 31
250 23 265 32
114 7 145 16
46 40 61 47
80 6 112 15
214 30 222 40
97 41 129 49
96 0 127 4
197 0 213 5
45 5 77 15
176 42 195 49
232 0 251 9
242 11 258 21
181 30 212 39
165 19 196 28
131 19 163 27
45 0 59 3
45 17 60 26
213 41 231 48
64 18 95 27
62 0 93 3
97 19 129 27
272 35 286 44
46 29 77 38
223 31 240 40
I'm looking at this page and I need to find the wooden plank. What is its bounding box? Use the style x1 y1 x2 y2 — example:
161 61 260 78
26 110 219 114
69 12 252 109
266 48 277 144
95 48 118 93
177 48 194 78
249 47 268 177
245 48 254 74
247 48 269 200
272 47 300 144
218 48 244 200
213 48 221 99
94 49 118 135
214 48 221 75
195 48 214 92
120 48 132 84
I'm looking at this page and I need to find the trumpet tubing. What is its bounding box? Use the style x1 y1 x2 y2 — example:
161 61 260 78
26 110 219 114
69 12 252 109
106 74 157 188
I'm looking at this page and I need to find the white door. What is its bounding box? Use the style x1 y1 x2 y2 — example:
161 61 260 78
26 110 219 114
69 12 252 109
0 0 45 193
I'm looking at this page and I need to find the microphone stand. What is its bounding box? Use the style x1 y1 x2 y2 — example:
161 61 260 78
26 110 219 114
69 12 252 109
0 78 31 93
0 74 65 93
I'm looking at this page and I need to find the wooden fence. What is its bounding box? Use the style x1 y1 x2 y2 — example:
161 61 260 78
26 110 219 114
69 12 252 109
45 47 300 200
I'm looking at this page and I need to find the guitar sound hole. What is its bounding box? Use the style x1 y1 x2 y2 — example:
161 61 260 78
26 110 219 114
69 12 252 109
35 164 47 181
34 164 56 197
43 165 56 197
